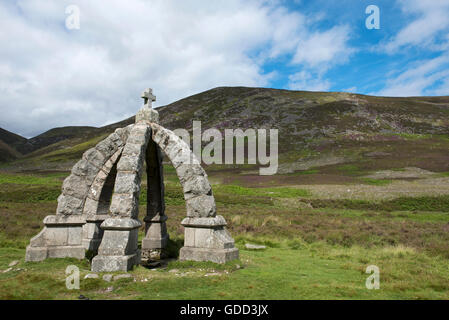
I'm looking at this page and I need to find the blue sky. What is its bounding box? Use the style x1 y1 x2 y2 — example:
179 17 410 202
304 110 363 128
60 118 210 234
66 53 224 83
1 0 449 137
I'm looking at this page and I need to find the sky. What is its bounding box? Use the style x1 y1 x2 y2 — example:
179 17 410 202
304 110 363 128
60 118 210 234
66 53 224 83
1 0 449 138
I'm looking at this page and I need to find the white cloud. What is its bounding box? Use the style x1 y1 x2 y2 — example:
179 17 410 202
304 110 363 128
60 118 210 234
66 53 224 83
0 0 356 137
374 0 449 97
375 54 449 96
383 0 449 53
292 25 353 69
287 24 353 92
287 71 331 92
0 0 273 136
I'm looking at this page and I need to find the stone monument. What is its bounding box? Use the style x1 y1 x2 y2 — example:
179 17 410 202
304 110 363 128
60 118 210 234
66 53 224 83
25 88 239 272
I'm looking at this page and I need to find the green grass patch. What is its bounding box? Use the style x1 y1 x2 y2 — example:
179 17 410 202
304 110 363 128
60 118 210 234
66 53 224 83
360 178 393 186
0 184 60 203
2 244 449 299
437 171 449 177
0 173 65 186
306 195 449 212
215 185 311 198
34 134 109 163
336 164 363 176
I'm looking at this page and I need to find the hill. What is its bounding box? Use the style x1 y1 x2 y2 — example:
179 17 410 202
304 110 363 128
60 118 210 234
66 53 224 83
1 87 449 175
0 128 27 162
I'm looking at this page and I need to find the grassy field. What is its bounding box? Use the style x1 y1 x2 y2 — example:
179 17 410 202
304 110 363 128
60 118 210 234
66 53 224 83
1 166 449 300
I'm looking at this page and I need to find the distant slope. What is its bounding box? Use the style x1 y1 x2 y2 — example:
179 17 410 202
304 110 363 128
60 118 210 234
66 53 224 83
2 87 449 173
0 127 27 162
0 127 27 146
0 139 22 162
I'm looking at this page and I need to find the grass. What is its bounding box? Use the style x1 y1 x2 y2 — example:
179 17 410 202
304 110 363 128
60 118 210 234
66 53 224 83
304 195 449 212
1 242 448 299
360 178 393 186
213 185 311 198
0 172 67 185
1 169 449 299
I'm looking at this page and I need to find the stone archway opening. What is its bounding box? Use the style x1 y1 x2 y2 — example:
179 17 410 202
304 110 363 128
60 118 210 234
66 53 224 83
25 88 239 272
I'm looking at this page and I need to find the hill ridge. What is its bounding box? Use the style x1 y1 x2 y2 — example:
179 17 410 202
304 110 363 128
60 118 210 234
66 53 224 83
1 87 448 174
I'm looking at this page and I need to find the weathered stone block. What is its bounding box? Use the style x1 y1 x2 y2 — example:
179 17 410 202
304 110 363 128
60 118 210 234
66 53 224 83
176 164 206 183
107 132 125 149
183 226 234 250
97 229 139 255
170 147 197 168
115 126 132 143
179 247 239 264
68 226 83 245
136 107 159 123
95 137 119 158
91 252 141 272
181 215 227 227
83 221 100 239
56 194 85 215
28 228 47 247
109 193 139 217
43 214 85 226
182 174 211 200
114 172 141 195
186 194 216 217
46 246 85 259
122 142 147 158
126 125 151 145
62 174 89 199
117 154 143 173
83 197 99 214
184 227 195 247
91 217 142 272
71 159 101 185
43 227 68 246
102 148 123 173
101 217 142 230
82 148 107 169
25 246 47 261
142 236 168 249
142 218 169 250
151 127 173 149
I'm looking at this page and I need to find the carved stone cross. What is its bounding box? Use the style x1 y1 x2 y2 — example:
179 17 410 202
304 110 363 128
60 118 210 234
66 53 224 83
141 88 156 108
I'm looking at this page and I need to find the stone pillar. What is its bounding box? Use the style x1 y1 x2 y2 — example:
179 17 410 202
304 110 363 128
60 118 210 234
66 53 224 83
90 123 151 272
91 218 141 272
25 215 85 261
141 139 169 262
82 214 108 252
179 216 239 264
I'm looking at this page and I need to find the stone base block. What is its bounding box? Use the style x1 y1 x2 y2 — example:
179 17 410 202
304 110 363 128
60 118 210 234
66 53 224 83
142 234 169 250
91 250 141 272
90 217 141 272
25 214 86 262
25 245 85 262
82 215 108 252
179 247 239 264
82 238 102 252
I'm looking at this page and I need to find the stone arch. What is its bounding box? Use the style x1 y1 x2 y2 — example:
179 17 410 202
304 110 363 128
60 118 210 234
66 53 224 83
91 122 238 272
150 123 216 217
26 88 238 271
25 126 131 261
